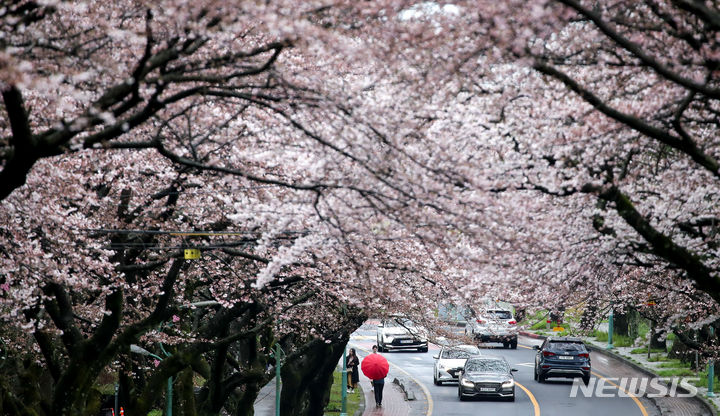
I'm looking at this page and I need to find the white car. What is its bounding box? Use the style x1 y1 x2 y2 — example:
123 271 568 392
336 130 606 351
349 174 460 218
376 316 428 352
465 309 518 349
433 344 482 385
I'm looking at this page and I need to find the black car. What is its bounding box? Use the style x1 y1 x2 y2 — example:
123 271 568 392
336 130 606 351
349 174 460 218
533 336 591 385
458 356 518 401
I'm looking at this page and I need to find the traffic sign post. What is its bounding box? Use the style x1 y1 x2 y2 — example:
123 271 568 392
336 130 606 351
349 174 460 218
273 343 285 416
709 327 715 398
341 347 347 416
607 308 614 349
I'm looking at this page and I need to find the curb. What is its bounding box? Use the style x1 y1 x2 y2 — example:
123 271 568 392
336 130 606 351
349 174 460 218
519 331 717 416
392 377 417 401
519 331 545 340
355 384 365 416
585 344 718 416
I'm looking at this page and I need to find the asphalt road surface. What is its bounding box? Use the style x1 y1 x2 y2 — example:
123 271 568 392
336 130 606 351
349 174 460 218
350 325 657 416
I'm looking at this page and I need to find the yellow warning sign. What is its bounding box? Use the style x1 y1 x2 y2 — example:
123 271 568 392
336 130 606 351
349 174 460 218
184 248 201 259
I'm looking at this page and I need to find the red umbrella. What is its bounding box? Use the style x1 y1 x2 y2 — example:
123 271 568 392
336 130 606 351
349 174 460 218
361 353 389 380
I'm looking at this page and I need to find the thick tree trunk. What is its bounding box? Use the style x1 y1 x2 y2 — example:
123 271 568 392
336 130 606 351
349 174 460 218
613 311 630 337
649 330 666 351
279 338 347 416
669 334 695 367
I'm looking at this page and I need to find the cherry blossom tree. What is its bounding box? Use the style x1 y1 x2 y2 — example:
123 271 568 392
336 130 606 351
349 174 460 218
438 0 720 348
343 0 720 348
0 2 507 414
5 1 720 414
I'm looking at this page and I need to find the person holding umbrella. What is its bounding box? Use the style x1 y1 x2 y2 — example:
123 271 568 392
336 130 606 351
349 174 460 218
361 345 389 407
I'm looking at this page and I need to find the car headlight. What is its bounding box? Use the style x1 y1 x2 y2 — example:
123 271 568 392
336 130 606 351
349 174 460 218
460 377 474 388
502 379 515 388
383 335 394 342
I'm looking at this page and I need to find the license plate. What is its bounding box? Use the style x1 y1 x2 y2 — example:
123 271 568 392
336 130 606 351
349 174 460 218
400 339 413 344
479 387 495 392
558 356 574 360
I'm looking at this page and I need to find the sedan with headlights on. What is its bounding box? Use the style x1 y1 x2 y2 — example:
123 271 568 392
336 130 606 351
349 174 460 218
458 356 518 401
433 344 482 385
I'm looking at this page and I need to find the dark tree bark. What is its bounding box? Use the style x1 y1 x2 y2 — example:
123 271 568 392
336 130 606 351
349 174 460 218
279 338 346 416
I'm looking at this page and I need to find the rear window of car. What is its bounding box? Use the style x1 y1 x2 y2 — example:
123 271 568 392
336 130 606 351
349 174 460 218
548 341 586 352
485 310 512 319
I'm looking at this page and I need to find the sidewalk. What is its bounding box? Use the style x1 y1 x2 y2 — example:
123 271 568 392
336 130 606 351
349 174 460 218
253 378 277 416
253 355 420 416
358 365 411 415
521 330 716 416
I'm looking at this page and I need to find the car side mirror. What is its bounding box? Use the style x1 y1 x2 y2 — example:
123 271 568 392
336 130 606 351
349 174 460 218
532 345 540 350
511 368 518 372
377 323 384 328
433 355 439 360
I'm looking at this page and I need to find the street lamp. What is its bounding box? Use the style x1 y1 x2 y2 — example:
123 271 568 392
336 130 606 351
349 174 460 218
130 344 173 416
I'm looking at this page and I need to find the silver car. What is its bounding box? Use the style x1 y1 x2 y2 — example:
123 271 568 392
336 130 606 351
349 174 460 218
433 344 482 385
466 309 518 349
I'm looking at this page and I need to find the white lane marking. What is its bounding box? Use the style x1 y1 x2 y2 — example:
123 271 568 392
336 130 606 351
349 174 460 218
516 362 535 367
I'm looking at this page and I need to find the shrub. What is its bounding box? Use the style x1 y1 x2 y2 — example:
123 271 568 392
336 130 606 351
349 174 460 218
630 347 665 354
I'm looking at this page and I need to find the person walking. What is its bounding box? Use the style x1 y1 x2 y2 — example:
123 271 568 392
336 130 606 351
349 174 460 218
372 376 385 407
370 345 384 407
346 348 360 393
369 344 378 392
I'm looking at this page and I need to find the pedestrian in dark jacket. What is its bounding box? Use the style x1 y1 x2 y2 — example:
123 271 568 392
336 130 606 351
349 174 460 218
346 348 360 393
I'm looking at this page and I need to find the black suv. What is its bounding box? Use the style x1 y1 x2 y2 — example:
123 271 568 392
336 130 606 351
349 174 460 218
533 336 590 385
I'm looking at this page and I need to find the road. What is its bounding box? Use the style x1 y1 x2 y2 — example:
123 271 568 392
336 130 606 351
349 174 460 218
350 324 658 416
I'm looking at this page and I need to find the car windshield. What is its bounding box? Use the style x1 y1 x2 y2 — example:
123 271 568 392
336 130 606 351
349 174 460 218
465 359 509 374
385 318 414 328
548 341 586 352
443 347 480 359
484 310 512 319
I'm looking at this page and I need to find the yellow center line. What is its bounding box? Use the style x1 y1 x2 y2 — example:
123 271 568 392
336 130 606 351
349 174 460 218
518 344 534 350
591 371 648 416
516 381 541 416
